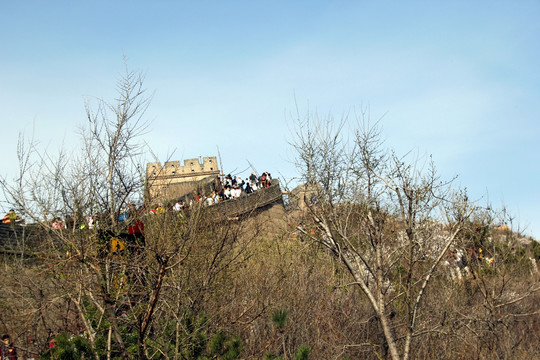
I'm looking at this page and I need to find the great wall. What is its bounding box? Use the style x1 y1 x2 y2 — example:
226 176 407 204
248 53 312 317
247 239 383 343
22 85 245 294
0 155 287 256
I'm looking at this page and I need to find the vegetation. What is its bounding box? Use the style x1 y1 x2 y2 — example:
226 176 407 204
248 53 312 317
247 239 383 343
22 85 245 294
0 68 538 359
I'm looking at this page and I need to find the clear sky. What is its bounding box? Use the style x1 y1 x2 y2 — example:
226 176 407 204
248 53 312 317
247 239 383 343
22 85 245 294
1 1 538 238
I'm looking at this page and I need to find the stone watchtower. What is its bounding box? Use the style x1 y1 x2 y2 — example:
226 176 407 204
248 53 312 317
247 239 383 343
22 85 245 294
146 156 220 202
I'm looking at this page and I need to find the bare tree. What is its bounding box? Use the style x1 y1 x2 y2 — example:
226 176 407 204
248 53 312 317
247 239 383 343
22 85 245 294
82 61 152 228
289 108 474 360
0 62 154 359
0 62 265 360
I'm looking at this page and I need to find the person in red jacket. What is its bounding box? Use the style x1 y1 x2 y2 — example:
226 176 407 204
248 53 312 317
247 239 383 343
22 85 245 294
1 334 17 360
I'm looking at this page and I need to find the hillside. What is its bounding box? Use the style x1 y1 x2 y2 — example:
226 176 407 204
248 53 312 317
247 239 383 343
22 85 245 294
1 196 538 359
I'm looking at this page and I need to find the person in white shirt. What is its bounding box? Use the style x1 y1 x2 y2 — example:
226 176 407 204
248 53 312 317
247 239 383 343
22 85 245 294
224 187 232 199
173 201 183 211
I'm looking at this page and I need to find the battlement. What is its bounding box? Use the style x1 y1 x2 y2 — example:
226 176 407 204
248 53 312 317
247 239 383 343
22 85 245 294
146 156 220 201
147 156 219 178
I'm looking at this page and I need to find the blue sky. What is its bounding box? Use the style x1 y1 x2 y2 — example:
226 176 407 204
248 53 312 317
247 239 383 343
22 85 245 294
1 1 538 238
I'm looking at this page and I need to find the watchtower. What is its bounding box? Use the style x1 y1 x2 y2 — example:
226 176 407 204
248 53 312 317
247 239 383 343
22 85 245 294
146 156 220 202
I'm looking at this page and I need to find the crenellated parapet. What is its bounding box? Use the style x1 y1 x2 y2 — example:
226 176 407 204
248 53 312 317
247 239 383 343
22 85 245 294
147 156 219 178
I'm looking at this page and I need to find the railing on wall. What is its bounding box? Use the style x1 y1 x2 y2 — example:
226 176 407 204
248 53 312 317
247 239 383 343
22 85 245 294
210 180 283 218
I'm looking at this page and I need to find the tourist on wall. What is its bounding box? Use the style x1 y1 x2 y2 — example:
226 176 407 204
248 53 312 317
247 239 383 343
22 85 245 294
2 209 20 224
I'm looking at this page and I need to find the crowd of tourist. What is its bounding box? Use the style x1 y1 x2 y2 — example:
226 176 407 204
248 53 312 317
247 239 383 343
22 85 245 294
210 171 273 203
155 171 274 213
